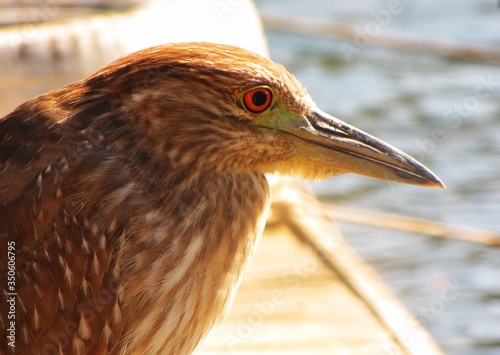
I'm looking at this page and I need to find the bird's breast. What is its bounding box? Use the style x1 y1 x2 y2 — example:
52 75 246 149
115 171 270 354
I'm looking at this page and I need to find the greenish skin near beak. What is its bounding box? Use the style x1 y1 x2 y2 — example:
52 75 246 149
252 105 445 188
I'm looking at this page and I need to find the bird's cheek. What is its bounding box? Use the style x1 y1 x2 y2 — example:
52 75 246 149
262 132 344 179
252 131 341 180
248 130 295 171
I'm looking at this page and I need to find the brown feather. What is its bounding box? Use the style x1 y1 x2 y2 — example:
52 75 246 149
0 42 314 354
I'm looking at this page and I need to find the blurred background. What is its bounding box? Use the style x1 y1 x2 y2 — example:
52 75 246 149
255 1 500 354
1 1 499 354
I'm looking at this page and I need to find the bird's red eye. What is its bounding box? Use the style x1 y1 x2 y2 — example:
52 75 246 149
242 87 273 114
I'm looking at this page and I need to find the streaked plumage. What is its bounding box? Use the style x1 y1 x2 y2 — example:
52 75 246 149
0 42 443 354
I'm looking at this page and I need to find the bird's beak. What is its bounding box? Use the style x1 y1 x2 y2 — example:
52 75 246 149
256 108 445 188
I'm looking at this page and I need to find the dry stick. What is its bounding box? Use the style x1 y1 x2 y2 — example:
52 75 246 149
261 14 500 63
323 204 500 247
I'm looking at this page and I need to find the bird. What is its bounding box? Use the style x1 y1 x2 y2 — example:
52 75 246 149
0 42 443 354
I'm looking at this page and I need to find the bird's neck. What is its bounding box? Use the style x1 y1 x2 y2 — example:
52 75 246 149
115 170 270 354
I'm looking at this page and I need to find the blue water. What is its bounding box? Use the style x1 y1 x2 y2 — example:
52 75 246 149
255 1 500 354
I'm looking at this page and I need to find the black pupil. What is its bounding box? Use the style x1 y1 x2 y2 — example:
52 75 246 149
252 91 268 107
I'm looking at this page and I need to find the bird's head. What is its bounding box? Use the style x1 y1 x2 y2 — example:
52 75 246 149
76 42 443 187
